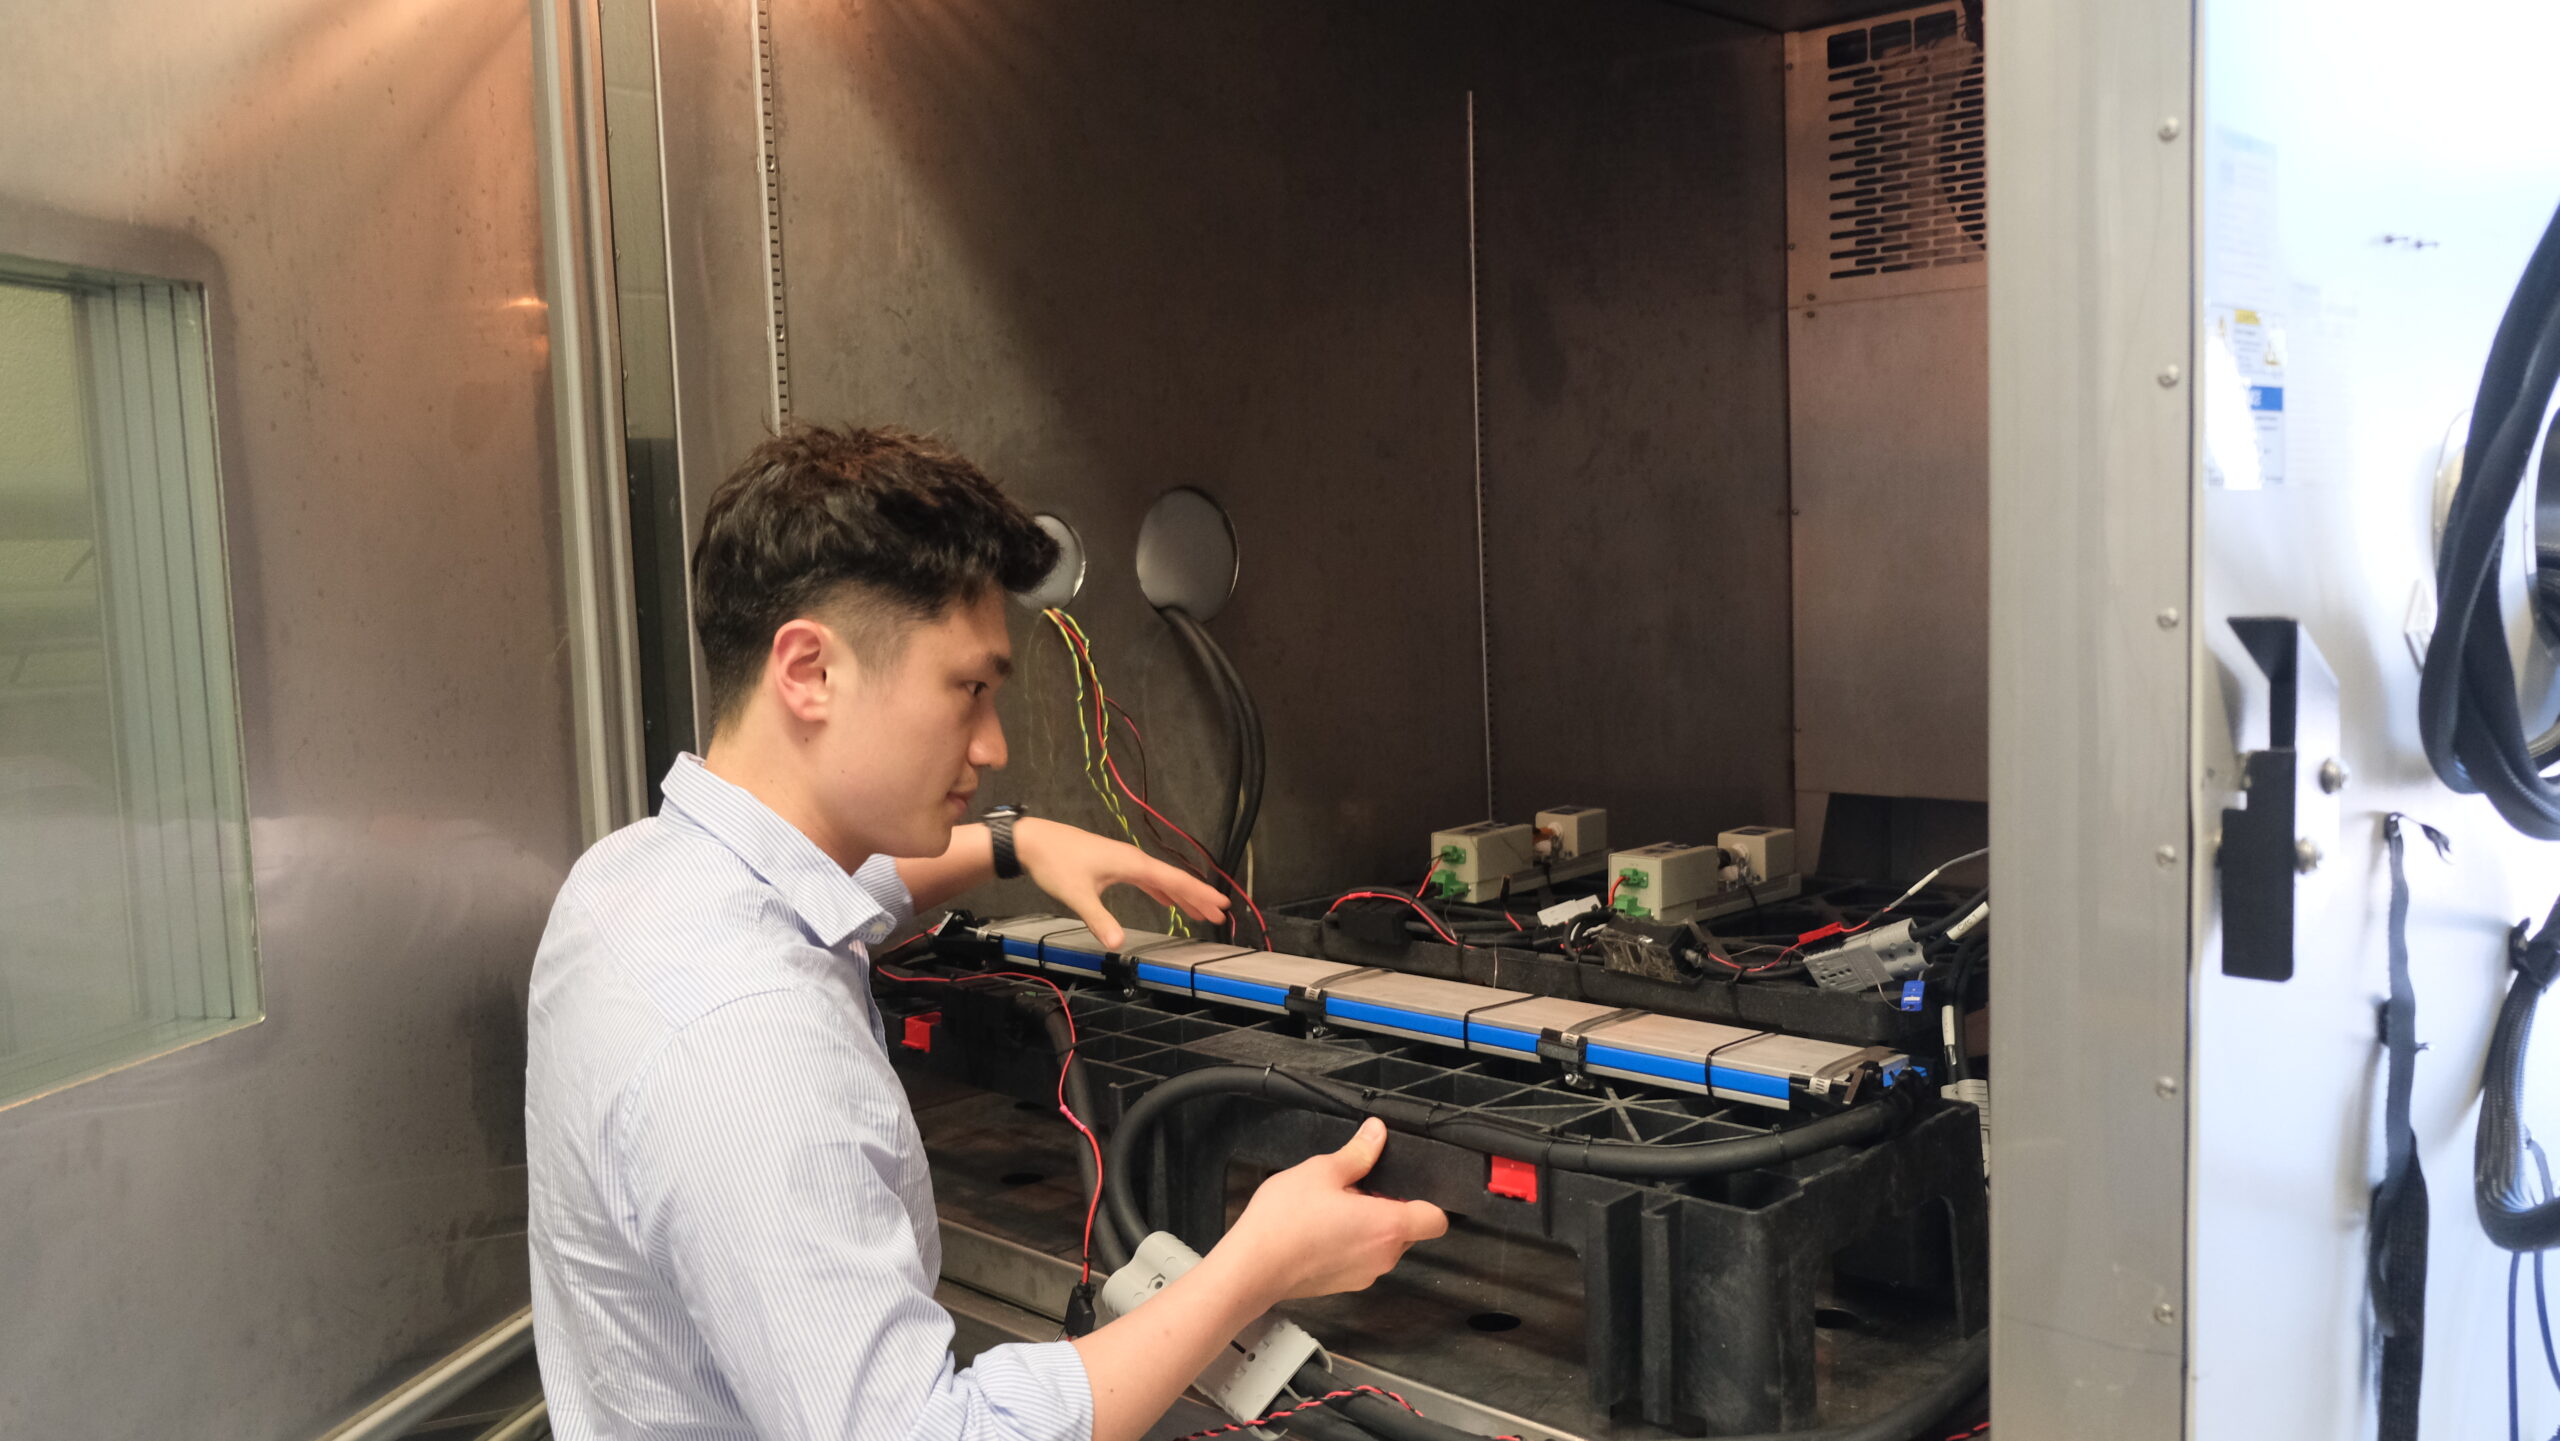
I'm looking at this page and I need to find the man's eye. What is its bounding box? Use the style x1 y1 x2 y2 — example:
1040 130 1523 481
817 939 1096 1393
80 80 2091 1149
968 682 989 698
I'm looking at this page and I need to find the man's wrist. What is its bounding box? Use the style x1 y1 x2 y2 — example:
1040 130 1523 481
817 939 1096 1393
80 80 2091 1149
1191 1228 1292 1314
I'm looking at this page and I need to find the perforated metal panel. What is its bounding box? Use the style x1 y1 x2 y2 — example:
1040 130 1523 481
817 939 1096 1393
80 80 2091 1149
1786 4 1986 305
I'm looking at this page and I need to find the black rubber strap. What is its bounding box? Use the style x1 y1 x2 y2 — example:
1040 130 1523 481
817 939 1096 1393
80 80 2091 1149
987 806 1025 881
2372 814 2444 1441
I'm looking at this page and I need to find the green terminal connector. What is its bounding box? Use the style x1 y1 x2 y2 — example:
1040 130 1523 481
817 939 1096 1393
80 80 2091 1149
1434 846 1471 900
1612 868 1651 918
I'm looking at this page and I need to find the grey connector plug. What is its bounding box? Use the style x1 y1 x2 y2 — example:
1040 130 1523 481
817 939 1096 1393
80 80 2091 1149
1804 918 1927 992
1099 1232 1326 1435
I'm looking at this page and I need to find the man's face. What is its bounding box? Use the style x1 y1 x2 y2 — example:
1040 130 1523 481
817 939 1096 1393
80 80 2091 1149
811 588 1012 859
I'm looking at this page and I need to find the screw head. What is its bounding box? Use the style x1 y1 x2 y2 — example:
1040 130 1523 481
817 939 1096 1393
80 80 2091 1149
2155 844 2178 867
2154 1301 2178 1325
2157 607 2181 629
2155 1075 2179 1097
2158 117 2183 141
2157 364 2183 387
2295 838 2324 873
2319 758 2349 794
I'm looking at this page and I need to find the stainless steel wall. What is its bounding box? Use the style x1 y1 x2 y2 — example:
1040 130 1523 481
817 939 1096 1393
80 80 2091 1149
1474 12 1797 850
634 0 1790 910
1987 1 2194 1434
0 2 583 1435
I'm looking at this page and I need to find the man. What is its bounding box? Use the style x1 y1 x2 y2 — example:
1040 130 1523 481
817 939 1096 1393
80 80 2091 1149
527 425 1446 1441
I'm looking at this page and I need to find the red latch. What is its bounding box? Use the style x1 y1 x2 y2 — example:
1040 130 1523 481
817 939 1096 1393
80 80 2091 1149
1487 1155 1539 1203
902 1010 942 1052
1797 921 1849 946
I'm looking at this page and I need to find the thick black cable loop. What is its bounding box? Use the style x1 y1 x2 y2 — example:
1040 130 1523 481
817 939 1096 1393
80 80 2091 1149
2419 199 2560 835
1101 1063 1898 1254
1159 605 1264 881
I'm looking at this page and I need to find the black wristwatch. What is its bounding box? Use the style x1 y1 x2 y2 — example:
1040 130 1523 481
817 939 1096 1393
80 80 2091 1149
985 804 1029 880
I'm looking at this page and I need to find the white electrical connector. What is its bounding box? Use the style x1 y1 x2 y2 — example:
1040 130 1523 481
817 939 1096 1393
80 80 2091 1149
1939 1006 1989 1176
1534 895 1602 927
1099 1232 1325 1436
1946 900 1989 941
1949 1078 1990 1177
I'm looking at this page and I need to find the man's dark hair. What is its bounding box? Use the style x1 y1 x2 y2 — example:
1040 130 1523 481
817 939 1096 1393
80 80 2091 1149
691 424 1057 728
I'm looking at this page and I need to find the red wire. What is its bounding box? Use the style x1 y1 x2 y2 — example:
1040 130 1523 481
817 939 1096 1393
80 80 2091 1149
1325 890 1464 947
1701 947 1799 975
1415 858 1442 898
1105 697 1209 886
1173 1383 1521 1441
873 961 1108 1282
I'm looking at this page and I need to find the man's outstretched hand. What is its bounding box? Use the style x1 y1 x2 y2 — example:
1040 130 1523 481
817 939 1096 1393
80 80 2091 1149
1013 817 1228 948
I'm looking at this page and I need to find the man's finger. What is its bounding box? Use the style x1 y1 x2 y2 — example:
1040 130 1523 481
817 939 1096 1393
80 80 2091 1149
1051 881 1124 951
1402 1199 1449 1241
1129 859 1227 922
1152 880 1228 926
1134 878 1232 926
1330 1116 1387 1180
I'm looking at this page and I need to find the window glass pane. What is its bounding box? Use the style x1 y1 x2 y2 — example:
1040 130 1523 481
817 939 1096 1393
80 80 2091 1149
0 265 257 1106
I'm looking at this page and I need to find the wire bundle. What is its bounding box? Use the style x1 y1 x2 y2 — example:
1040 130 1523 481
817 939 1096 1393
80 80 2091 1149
1042 608 1271 947
2419 198 2560 836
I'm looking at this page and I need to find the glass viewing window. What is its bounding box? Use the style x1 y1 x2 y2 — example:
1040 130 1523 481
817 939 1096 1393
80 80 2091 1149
0 256 257 1107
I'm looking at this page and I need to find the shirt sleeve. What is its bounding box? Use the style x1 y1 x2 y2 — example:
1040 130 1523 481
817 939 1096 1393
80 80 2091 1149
618 984 1092 1441
853 852 917 934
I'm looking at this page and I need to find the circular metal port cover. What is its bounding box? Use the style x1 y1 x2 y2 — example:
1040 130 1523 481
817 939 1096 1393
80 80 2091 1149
1012 513 1088 611
1135 487 1237 620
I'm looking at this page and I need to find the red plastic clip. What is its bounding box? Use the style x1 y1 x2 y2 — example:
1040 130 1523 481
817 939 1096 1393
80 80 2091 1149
1487 1155 1539 1203
902 1010 942 1052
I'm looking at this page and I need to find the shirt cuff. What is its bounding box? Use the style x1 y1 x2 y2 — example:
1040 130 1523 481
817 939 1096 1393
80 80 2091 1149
854 852 917 934
965 1339 1095 1441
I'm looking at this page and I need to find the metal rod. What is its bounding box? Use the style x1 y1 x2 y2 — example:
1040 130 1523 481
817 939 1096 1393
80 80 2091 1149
309 1307 534 1441
476 1397 550 1441
752 0 791 426
532 0 649 842
1465 90 1495 822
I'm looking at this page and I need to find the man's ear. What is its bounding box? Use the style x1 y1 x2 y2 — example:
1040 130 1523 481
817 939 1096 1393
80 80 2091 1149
768 617 837 724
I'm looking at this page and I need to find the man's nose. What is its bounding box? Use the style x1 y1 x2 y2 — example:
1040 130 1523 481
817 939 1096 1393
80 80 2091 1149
969 710 1008 771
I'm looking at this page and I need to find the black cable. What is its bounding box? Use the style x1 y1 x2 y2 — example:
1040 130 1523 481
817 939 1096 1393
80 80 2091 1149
1033 1000 1130 1274
1103 1063 1900 1249
2478 893 2560 1250
1158 605 1249 872
1288 1334 1984 1441
1204 619 1266 880
2533 1140 2560 1393
1943 927 1989 1085
1160 605 1264 882
1913 888 1988 942
2419 197 2560 837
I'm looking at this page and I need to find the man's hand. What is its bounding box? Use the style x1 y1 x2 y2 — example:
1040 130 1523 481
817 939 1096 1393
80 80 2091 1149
1012 818 1227 948
1214 1118 1448 1300
1070 1118 1442 1441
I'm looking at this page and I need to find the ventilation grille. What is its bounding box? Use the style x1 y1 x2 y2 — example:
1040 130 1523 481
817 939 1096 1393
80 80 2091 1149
1819 8 1984 282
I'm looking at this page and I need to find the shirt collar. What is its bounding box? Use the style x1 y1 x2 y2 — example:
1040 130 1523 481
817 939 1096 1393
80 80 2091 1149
658 753 897 951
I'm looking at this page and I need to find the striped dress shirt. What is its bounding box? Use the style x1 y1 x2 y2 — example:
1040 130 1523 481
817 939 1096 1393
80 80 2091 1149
527 753 1093 1441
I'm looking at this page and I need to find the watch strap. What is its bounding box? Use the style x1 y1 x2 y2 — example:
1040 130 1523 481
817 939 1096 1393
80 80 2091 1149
986 806 1025 880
